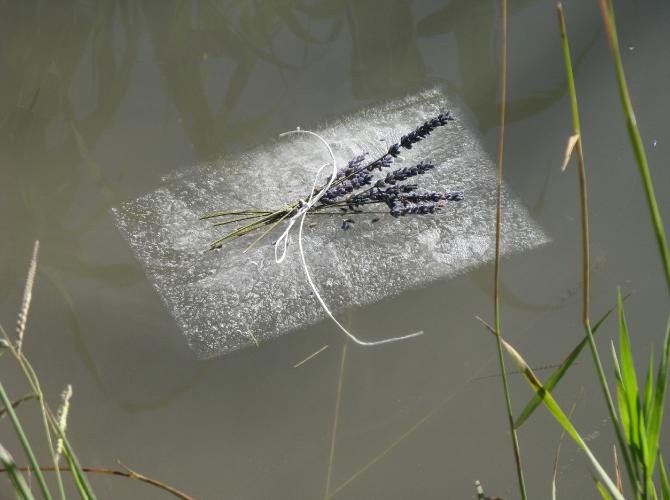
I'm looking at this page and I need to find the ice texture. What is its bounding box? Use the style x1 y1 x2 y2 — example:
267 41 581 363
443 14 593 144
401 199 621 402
112 88 548 359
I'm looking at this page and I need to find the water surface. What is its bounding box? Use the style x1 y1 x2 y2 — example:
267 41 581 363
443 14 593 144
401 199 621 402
1 1 669 498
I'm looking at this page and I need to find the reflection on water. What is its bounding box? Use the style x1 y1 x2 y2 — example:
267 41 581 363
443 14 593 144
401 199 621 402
1 1 669 499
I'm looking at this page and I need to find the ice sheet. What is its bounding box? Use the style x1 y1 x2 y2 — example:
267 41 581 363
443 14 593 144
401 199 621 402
112 88 548 359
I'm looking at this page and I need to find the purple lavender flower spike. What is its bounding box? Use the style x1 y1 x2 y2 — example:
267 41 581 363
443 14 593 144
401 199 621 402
367 154 394 171
395 190 464 204
338 152 369 178
389 201 439 217
387 143 401 158
383 161 435 185
398 111 453 151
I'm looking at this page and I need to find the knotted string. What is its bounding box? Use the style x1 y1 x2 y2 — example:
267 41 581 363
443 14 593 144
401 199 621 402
274 128 424 347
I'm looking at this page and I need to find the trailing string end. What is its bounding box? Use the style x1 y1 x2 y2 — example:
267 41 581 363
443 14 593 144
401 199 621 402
276 127 425 347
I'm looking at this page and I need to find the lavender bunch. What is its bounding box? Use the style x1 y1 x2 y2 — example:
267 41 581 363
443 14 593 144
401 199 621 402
202 110 462 250
317 158 463 222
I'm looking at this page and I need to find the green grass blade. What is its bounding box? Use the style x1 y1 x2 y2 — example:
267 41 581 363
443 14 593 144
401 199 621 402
644 348 655 421
618 290 641 452
51 420 97 500
501 337 624 500
0 394 38 420
638 409 650 484
594 476 614 500
515 304 615 428
612 340 638 464
0 382 53 500
489 2 528 497
0 442 35 500
660 455 670 500
646 318 670 477
597 0 670 294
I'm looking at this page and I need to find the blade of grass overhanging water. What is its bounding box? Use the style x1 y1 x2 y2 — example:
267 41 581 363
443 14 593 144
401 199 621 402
515 302 617 428
618 289 640 450
612 341 635 462
644 348 655 422
659 455 669 500
594 476 615 500
551 396 579 500
47 407 97 500
597 0 670 294
0 382 53 500
646 318 670 477
0 442 35 500
500 337 624 500
0 394 38 420
489 1 527 497
19 353 80 500
1 323 66 500
557 5 638 491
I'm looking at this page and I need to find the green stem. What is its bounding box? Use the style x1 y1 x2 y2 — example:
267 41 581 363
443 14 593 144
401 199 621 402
597 0 670 295
0 323 95 499
212 214 267 227
492 1 528 499
557 4 640 496
0 443 35 500
241 205 297 253
0 382 53 500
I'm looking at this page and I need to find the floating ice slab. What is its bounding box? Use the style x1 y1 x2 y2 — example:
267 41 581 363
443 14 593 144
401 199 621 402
113 88 548 359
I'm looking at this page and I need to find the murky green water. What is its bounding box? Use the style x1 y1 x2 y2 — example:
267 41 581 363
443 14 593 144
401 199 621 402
1 1 669 498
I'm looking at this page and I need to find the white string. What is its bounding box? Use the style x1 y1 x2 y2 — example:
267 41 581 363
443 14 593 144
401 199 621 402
274 128 424 347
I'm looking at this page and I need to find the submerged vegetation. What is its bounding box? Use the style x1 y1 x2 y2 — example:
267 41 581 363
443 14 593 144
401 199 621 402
0 0 668 499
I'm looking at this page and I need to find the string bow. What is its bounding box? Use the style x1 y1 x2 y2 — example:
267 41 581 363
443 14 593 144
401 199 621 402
274 128 424 347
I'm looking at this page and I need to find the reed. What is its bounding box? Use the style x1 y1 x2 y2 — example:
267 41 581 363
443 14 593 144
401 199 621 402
0 243 192 500
557 2 638 494
597 0 670 295
504 3 670 499
488 1 528 499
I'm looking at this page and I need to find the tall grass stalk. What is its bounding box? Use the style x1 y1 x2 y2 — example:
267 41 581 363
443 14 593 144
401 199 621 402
0 322 94 499
597 0 670 295
557 3 638 496
477 317 625 499
5 240 68 499
1 242 195 499
515 301 619 428
0 381 52 499
490 1 528 498
3 242 73 499
0 442 34 500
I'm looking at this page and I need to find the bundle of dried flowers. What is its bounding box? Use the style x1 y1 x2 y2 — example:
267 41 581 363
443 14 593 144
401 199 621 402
201 111 463 252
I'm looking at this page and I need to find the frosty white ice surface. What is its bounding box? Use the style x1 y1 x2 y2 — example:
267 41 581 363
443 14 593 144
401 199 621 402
113 88 548 359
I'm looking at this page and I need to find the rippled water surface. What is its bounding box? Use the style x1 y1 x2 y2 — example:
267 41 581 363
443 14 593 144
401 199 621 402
1 1 669 498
